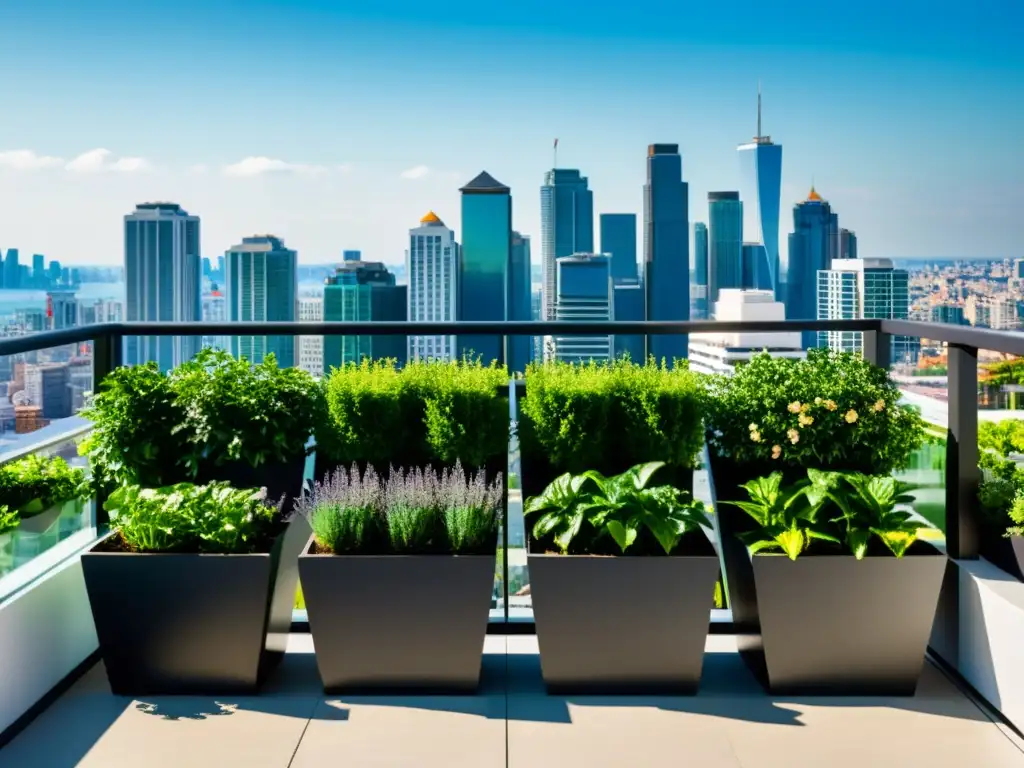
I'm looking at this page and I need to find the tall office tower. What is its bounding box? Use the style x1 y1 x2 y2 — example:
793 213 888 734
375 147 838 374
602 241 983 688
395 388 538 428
458 171 512 364
737 86 783 300
932 305 966 325
817 258 914 363
553 254 612 364
224 235 298 368
407 211 458 362
643 144 689 364
201 290 228 351
787 186 837 349
599 213 638 285
46 290 79 330
840 229 858 260
48 260 62 285
23 363 73 420
540 169 594 320
531 287 544 362
692 222 709 320
742 243 766 289
124 202 201 371
202 257 212 278
32 254 45 286
343 250 362 262
613 279 645 361
708 192 744 310
509 231 533 372
323 261 407 369
3 249 20 289
297 297 324 377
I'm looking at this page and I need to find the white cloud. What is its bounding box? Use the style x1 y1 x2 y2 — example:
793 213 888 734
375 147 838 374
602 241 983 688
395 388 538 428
222 156 329 178
65 148 151 173
187 163 209 175
0 149 64 170
400 165 431 180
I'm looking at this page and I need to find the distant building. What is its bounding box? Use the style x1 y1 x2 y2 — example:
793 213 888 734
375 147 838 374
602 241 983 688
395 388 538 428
553 254 612 364
787 187 838 348
407 211 458 363
32 254 45 286
742 243 765 290
124 202 202 370
644 144 689 364
840 229 858 260
23 363 73 420
737 88 783 298
613 279 645 361
599 213 638 285
298 297 324 377
3 249 20 290
343 250 361 262
509 231 533 373
692 222 709 320
225 234 298 368
708 192 743 309
201 291 228 351
323 261 407 368
46 291 78 330
931 305 966 326
541 169 594 320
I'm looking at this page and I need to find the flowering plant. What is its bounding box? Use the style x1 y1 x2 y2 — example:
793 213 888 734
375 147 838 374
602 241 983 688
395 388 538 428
706 349 924 475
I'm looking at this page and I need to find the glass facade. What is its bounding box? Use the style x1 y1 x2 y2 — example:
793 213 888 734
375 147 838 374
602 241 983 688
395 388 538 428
458 172 512 365
737 141 783 300
613 280 645 361
509 232 533 373
323 262 407 370
643 144 689 365
540 169 593 321
787 189 836 349
708 192 743 311
692 222 709 320
599 213 637 285
554 254 612 363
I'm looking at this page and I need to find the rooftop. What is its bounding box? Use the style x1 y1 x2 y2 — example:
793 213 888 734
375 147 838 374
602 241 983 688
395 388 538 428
460 171 509 194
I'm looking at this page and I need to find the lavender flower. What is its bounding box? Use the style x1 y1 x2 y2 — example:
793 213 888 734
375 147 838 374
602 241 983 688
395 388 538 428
385 465 443 554
295 463 384 553
440 460 503 554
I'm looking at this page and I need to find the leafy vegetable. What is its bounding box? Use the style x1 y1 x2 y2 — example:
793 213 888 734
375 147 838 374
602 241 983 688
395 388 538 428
0 454 88 518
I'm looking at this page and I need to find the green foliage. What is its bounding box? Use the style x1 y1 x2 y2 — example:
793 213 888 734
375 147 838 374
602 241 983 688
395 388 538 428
524 462 711 555
706 349 925 475
725 469 923 559
1007 495 1024 537
295 462 502 555
519 358 704 476
0 454 88 518
104 482 281 553
0 505 18 535
320 358 508 470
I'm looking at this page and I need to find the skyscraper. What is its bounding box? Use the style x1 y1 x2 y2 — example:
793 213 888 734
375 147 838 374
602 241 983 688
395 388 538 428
613 280 645 361
343 250 362 262
3 249 20 289
297 297 324 377
553 254 612 364
692 222 709 320
737 86 783 300
643 144 689 364
225 234 298 368
840 228 858 260
708 192 744 310
599 213 638 285
540 169 594 320
742 243 765 289
124 202 201 370
46 290 78 330
458 171 512 365
323 261 407 369
787 187 837 348
509 231 533 373
32 254 45 286
407 211 458 362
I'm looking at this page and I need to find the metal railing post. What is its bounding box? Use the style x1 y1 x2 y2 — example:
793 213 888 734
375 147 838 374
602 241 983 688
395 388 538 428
945 343 979 559
90 329 123 529
863 326 892 370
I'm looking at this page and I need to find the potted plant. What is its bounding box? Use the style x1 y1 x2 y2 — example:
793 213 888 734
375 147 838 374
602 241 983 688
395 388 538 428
704 349 925 629
0 454 88 534
976 420 1024 579
724 469 946 694
524 462 717 693
296 461 502 692
80 481 306 695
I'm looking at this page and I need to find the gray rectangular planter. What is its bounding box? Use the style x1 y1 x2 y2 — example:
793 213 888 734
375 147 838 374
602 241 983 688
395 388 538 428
528 533 720 694
298 538 496 693
979 531 1024 581
748 545 947 695
81 515 308 695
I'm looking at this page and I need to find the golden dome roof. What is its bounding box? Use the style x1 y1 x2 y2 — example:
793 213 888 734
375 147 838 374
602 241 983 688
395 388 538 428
807 186 823 202
420 211 442 224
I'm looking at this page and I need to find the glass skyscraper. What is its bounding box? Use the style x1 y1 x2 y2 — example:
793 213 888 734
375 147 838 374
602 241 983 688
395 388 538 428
787 187 837 349
692 222 709 320
598 213 637 285
458 171 512 365
737 89 783 301
323 261 407 370
225 234 298 368
509 231 533 373
124 202 202 371
613 280 645 361
553 254 612 363
407 211 458 362
3 249 20 289
643 144 689 365
708 192 743 312
540 169 593 321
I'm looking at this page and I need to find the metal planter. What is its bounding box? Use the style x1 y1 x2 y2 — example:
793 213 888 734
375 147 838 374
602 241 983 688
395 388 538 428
528 533 720 694
748 546 947 695
298 538 496 693
81 516 308 696
979 529 1024 581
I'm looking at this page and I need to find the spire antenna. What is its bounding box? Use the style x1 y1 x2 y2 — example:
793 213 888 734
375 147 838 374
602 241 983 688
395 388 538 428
757 80 762 139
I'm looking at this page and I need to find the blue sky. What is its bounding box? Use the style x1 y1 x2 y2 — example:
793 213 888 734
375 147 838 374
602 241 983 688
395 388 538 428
0 0 1021 265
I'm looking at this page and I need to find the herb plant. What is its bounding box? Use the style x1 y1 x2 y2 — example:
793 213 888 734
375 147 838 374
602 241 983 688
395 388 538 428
705 349 925 476
104 482 282 554
0 505 18 535
814 470 920 558
0 454 88 518
524 462 712 555
1008 495 1024 538
296 464 386 555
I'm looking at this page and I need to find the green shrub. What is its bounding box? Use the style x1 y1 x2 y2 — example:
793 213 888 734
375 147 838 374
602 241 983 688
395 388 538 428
706 349 924 475
519 359 704 476
1008 495 1024 538
0 454 88 518
319 358 508 470
0 506 18 535
103 482 282 553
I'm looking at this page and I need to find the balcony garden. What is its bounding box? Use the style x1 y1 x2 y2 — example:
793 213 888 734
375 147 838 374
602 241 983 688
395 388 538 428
976 418 1024 579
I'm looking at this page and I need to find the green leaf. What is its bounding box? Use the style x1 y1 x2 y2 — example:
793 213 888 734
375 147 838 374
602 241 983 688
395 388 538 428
606 520 638 553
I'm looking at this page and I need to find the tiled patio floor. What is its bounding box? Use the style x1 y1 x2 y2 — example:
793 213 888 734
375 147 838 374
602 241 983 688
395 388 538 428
3 635 1023 767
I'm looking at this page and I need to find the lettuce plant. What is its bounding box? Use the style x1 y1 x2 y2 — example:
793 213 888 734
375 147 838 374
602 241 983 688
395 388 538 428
524 462 711 555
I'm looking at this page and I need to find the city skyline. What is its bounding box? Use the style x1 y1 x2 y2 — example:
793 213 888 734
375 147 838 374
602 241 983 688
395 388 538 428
0 1 1020 266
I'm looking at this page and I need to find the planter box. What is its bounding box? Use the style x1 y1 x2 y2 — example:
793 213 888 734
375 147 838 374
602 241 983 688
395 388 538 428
528 533 720 694
17 499 75 535
196 453 308 506
298 538 495 693
979 530 1024 582
748 544 947 695
81 515 308 695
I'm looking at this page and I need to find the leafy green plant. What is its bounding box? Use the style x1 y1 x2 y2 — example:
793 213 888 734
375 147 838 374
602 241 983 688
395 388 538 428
104 482 281 554
1007 495 1024 538
519 358 704 477
524 462 711 555
0 454 88 518
705 349 925 476
814 470 920 558
978 476 1021 525
0 505 18 535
